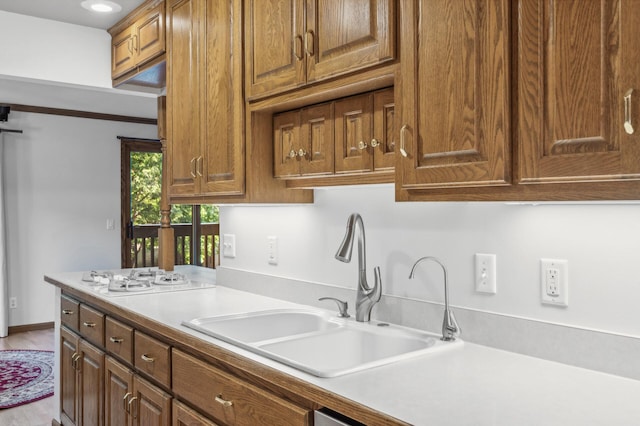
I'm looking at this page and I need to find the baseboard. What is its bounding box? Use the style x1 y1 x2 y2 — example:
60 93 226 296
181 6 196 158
8 322 54 334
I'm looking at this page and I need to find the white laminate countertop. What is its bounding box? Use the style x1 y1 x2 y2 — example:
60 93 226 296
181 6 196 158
46 266 640 426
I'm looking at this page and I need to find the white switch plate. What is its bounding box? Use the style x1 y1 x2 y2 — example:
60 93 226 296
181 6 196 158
540 258 568 307
106 219 115 230
222 234 236 258
475 253 497 294
267 236 278 265
9 297 17 309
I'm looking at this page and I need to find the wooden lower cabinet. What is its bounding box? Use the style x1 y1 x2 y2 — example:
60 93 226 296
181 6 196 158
173 400 219 426
172 349 311 426
105 356 172 426
60 327 105 426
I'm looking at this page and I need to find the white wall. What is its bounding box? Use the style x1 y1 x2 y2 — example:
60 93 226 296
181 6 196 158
219 185 640 339
0 11 112 88
2 110 157 326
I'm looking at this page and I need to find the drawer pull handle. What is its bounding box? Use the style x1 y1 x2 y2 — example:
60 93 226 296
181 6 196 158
62 309 74 315
110 337 124 344
215 395 233 408
83 321 96 328
141 354 155 363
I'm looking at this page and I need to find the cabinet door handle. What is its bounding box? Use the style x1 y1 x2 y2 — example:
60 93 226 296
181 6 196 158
215 394 233 408
62 309 74 315
123 392 132 412
294 35 304 61
141 354 155 363
196 156 203 177
128 396 138 419
297 148 307 158
358 140 368 150
133 34 138 53
399 124 409 157
128 38 133 55
71 352 80 370
305 30 314 56
109 337 124 344
624 89 635 135
288 149 297 159
190 157 197 178
370 138 379 148
83 321 96 328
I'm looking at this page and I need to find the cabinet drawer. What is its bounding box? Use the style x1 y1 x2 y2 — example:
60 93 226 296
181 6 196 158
134 331 171 388
105 316 133 364
172 349 311 426
60 295 80 331
79 304 105 346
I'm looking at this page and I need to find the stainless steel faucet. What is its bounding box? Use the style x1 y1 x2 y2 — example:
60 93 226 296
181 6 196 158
409 256 460 341
335 213 382 322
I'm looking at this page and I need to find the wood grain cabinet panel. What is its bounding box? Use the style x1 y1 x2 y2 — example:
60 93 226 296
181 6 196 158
173 400 219 426
245 0 395 100
172 349 311 426
274 103 334 178
516 0 640 184
166 0 244 199
134 331 171 389
105 316 134 365
109 0 165 80
396 0 510 193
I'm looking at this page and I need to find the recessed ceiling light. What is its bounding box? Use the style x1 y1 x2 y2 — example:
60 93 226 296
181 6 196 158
81 0 123 14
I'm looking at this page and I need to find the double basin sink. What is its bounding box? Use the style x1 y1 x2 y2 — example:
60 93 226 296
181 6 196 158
182 308 462 377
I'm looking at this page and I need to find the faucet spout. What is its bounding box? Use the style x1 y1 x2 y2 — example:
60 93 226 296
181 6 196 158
335 213 382 322
409 256 460 341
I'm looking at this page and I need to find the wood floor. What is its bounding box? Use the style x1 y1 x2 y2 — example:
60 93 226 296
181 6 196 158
0 328 56 426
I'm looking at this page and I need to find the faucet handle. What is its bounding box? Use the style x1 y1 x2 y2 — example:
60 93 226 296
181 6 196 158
319 297 350 318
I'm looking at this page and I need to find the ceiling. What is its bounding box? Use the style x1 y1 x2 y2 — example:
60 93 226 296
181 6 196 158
0 0 147 30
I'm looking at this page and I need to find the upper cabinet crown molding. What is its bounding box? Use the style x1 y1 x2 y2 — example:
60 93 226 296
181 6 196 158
245 0 396 101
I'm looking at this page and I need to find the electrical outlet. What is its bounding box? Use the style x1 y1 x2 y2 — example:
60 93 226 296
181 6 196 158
541 259 568 307
475 253 497 294
267 236 278 265
222 234 236 258
9 297 17 309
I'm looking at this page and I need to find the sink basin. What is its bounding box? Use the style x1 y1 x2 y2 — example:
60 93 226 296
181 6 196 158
183 309 462 377
184 309 342 343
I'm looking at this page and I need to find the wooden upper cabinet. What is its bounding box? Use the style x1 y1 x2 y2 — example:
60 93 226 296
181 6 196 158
110 0 165 80
245 0 395 100
166 0 244 200
274 103 334 178
517 0 640 184
396 0 510 192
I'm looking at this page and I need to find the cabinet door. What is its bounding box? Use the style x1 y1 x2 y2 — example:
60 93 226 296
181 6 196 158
166 0 201 196
373 88 395 171
61 327 79 426
105 357 133 426
133 376 171 426
306 0 395 83
397 0 510 190
79 340 105 426
201 0 245 196
173 400 218 426
111 28 136 79
335 93 373 173
274 110 302 178
134 2 165 67
300 103 334 176
517 0 640 183
245 0 306 99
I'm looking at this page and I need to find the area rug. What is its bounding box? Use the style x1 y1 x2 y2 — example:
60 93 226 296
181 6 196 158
0 350 54 409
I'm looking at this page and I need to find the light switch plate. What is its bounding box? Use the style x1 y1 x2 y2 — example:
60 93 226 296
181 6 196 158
475 253 497 294
223 234 236 258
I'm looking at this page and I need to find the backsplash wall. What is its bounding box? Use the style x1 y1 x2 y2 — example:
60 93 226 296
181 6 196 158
219 184 640 339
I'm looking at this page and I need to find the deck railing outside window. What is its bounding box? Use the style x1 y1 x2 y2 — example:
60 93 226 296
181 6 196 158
131 223 220 269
